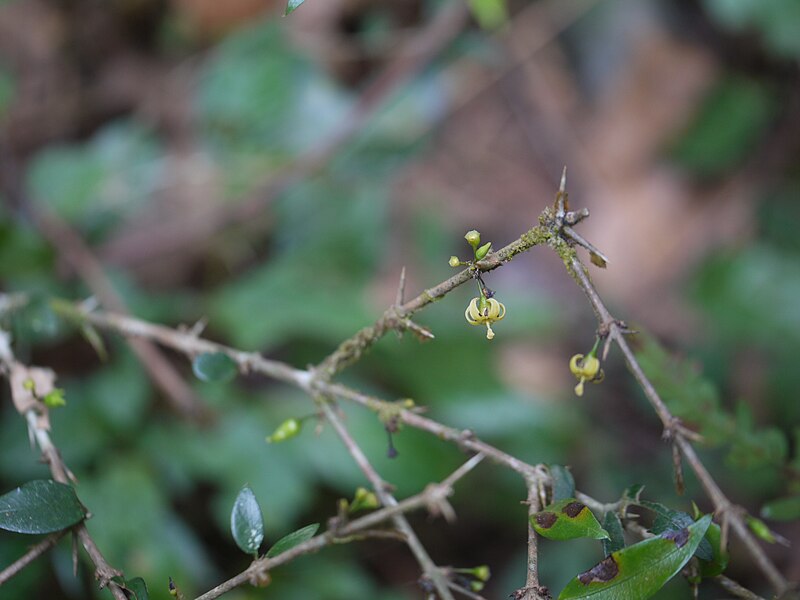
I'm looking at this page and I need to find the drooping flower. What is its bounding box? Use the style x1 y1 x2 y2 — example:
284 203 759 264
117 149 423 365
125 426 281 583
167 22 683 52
569 351 604 396
465 296 506 340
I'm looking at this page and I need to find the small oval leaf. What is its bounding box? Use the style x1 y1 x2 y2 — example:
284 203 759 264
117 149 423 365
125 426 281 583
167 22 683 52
266 523 320 558
558 515 712 600
0 480 86 534
230 486 264 556
601 512 625 556
531 498 609 541
641 501 713 560
549 465 575 502
192 352 238 383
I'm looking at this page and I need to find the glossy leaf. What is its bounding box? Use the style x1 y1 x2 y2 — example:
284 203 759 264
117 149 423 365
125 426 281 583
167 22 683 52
602 512 625 556
549 465 575 502
559 515 712 600
640 501 713 561
0 480 86 534
531 499 609 541
761 495 800 521
230 486 264 556
192 352 238 383
266 523 319 557
285 0 305 15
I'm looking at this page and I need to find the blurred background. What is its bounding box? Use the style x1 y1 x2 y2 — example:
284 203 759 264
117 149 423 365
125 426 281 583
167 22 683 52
1 0 799 598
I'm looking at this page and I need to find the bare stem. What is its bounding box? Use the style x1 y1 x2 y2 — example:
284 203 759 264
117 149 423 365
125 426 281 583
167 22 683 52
193 454 484 600
0 530 68 586
319 400 455 600
565 253 788 594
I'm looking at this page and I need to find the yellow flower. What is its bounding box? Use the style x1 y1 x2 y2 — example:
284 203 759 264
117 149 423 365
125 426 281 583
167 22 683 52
465 297 506 340
569 353 604 396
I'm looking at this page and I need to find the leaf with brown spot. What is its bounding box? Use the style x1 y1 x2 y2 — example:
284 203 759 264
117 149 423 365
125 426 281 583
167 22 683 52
558 515 711 599
530 498 609 541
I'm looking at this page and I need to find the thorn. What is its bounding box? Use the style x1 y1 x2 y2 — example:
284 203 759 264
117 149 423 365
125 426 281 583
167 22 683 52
395 266 407 306
559 166 567 193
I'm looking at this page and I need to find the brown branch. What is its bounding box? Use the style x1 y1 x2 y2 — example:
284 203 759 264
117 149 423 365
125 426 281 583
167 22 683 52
318 223 552 376
193 453 484 600
564 253 789 594
0 529 68 586
0 333 127 600
715 575 767 600
318 399 455 600
515 479 550 600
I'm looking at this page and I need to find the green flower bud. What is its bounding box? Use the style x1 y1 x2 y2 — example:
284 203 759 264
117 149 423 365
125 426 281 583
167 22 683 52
43 388 66 408
464 230 481 249
470 581 485 592
747 516 776 543
474 241 492 260
472 565 491 582
350 486 380 512
266 418 301 443
449 256 461 268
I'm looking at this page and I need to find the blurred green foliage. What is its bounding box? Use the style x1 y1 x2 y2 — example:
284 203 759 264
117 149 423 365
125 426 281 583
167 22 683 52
1 1 799 599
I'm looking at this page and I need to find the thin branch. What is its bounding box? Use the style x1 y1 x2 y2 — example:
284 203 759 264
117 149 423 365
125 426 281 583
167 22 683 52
516 479 549 600
715 575 767 600
319 399 455 600
0 334 127 600
0 530 68 586
193 454 484 600
565 252 789 594
318 223 551 376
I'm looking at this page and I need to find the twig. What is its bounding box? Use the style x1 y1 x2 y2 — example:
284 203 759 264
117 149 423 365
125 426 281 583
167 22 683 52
517 479 548 600
318 399 455 600
0 530 68 586
193 454 484 600
0 334 127 600
565 252 789 594
715 575 767 600
317 223 552 376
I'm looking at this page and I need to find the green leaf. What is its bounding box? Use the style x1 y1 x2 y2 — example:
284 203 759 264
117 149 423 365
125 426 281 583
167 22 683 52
0 480 86 534
761 495 800 521
285 0 305 15
622 484 644 506
602 512 625 556
558 515 712 600
549 465 575 502
640 501 713 561
123 577 149 600
699 521 729 578
266 523 319 557
192 352 238 383
230 485 264 556
531 498 609 541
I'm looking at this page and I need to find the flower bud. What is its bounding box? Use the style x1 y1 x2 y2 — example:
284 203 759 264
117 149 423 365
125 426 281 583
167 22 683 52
43 388 66 408
266 418 301 443
474 242 492 260
464 230 481 249
449 256 461 268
